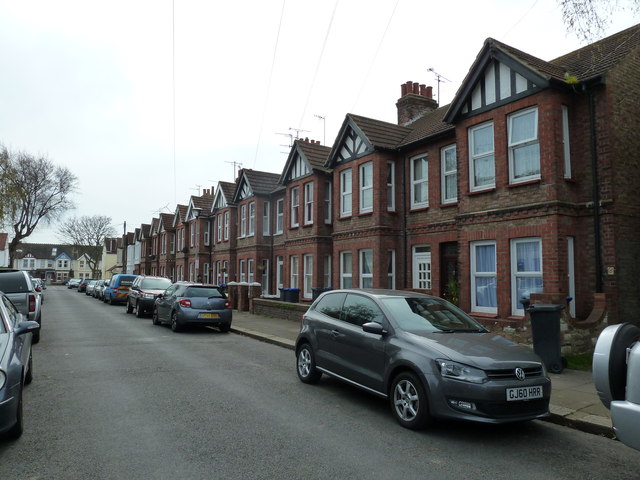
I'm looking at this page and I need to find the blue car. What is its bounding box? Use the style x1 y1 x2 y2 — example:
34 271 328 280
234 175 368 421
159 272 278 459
103 274 138 305
0 291 40 439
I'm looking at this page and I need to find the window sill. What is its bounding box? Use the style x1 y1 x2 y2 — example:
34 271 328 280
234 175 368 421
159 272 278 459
507 178 541 188
409 205 429 213
440 201 458 208
357 211 373 217
468 187 495 196
470 312 498 319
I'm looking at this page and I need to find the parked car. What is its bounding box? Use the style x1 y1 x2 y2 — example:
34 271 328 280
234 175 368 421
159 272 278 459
77 278 94 293
0 270 42 344
67 278 81 289
593 323 640 450
126 275 172 318
31 278 45 304
103 274 137 305
85 279 98 296
295 289 551 430
93 279 107 300
153 282 232 332
0 291 40 439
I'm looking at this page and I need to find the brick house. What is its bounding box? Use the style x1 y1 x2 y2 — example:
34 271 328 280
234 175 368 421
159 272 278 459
172 205 188 281
184 192 214 283
157 212 175 280
211 181 237 285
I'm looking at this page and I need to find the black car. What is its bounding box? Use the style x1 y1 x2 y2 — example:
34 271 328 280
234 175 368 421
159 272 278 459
153 283 232 333
296 289 550 430
126 276 172 317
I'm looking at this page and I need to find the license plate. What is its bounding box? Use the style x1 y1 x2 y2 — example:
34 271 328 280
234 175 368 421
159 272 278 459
200 313 219 319
506 386 543 401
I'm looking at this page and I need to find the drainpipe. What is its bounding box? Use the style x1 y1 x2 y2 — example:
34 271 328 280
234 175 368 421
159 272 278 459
588 89 603 293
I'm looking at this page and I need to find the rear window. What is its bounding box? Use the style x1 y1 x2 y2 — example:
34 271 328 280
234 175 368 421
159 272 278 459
0 273 28 293
118 275 137 287
313 292 346 320
184 287 223 298
141 278 172 290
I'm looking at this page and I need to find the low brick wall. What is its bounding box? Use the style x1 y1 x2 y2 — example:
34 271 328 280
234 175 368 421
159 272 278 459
250 298 309 322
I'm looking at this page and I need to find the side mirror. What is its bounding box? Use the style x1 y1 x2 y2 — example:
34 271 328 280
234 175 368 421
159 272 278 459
362 322 386 335
15 321 41 336
157 293 164 299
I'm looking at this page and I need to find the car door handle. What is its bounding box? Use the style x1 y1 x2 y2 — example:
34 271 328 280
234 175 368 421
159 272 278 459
330 329 341 337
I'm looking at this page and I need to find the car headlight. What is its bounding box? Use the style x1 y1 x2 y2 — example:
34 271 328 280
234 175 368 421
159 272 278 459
0 371 6 390
143 293 156 299
436 359 488 384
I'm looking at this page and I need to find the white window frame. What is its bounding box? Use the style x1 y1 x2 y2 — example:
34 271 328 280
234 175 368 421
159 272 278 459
276 199 284 234
340 251 352 289
263 201 270 236
510 237 543 316
412 246 431 289
248 201 255 237
323 255 332 288
248 258 254 283
508 107 540 184
291 186 300 228
240 205 247 237
340 169 352 217
203 262 210 283
204 221 210 246
223 211 229 240
469 122 495 191
411 155 429 209
360 249 373 288
562 105 572 179
304 182 314 225
303 254 313 298
387 250 396 289
290 256 299 288
324 182 332 224
387 161 395 212
441 144 457 204
470 241 497 314
276 256 284 290
239 259 246 283
217 214 223 241
359 162 373 213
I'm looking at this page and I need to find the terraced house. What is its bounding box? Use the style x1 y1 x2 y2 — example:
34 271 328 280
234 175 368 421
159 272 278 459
122 25 640 340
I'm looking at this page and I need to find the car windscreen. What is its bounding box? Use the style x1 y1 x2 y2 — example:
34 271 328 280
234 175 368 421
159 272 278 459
142 278 172 290
184 287 223 298
381 297 487 333
119 276 137 286
0 274 28 293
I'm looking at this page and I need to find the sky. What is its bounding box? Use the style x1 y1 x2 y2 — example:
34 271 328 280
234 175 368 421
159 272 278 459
1 0 637 244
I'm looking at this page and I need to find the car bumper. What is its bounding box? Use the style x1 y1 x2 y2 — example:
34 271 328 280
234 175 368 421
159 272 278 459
424 373 551 423
177 309 232 328
611 400 640 450
138 298 158 312
0 388 20 435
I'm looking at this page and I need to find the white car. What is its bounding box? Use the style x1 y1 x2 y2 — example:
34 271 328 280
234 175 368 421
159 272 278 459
593 323 640 450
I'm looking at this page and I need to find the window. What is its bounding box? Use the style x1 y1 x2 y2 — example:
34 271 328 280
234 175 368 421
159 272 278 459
340 169 352 217
240 205 247 237
223 261 229 283
303 254 313 298
170 233 175 253
387 250 395 289
315 292 346 320
79 260 85 268
304 182 313 225
511 238 543 315
469 122 495 191
562 105 571 179
276 256 284 290
290 256 299 288
324 182 332 224
411 155 428 208
412 246 431 289
276 199 284 234
248 259 254 283
323 255 332 288
190 223 196 246
441 145 457 204
340 251 352 289
263 201 270 236
341 294 384 326
215 261 222 284
239 259 246 282
261 259 269 295
217 214 223 241
360 249 373 288
248 201 255 236
359 162 373 213
204 221 210 246
387 162 395 211
291 187 300 227
203 263 210 283
508 107 540 183
224 211 229 240
470 241 497 313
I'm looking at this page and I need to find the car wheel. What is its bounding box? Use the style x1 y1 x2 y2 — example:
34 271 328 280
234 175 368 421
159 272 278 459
296 343 322 384
170 312 182 332
135 303 144 318
390 372 432 430
219 323 231 333
108 295 113 305
25 352 33 385
152 308 160 325
6 387 23 439
126 301 133 314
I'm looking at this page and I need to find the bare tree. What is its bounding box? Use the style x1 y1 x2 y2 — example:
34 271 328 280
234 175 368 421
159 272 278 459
58 215 116 278
558 0 640 42
1 145 77 266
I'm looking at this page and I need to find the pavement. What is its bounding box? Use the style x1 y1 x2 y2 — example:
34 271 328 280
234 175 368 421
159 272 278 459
229 309 614 438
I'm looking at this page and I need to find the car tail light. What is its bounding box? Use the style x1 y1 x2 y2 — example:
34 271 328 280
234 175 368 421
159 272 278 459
179 299 191 308
28 293 36 313
224 300 231 309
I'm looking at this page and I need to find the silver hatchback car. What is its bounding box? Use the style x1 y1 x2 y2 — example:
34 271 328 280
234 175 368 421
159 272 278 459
295 289 551 430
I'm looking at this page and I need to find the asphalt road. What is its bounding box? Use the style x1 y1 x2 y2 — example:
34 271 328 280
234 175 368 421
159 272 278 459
2 286 639 480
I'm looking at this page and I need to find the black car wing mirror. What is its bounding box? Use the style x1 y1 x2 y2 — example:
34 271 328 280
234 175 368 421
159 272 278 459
362 322 386 335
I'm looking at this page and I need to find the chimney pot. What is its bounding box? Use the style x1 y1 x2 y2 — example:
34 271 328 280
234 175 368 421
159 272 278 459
412 82 420 94
426 86 433 98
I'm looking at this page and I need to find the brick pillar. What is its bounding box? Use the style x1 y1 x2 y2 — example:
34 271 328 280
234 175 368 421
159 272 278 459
227 282 239 310
248 282 262 313
237 282 249 312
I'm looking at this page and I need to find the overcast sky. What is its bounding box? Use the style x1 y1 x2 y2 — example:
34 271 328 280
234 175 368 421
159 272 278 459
1 0 637 244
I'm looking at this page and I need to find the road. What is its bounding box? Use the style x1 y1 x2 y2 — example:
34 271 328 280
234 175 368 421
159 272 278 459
1 286 639 480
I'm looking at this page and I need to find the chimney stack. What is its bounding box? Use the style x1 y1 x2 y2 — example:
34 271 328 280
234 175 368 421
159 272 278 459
396 81 438 126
